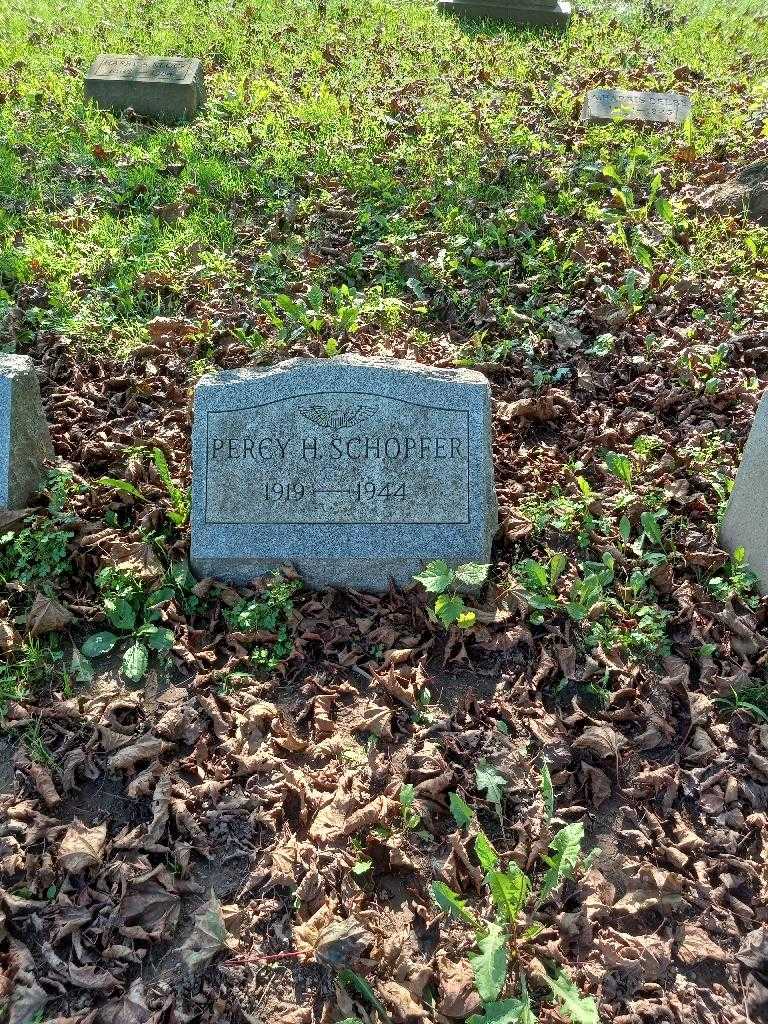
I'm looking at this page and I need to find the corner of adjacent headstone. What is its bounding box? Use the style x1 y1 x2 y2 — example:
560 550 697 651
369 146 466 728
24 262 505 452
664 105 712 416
0 353 52 509
720 387 768 593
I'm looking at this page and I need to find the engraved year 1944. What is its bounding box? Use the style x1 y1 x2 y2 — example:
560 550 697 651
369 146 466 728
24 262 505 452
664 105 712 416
263 480 407 502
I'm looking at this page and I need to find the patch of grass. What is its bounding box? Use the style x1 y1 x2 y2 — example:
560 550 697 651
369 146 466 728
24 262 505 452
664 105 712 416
715 682 768 723
0 0 765 360
0 638 60 716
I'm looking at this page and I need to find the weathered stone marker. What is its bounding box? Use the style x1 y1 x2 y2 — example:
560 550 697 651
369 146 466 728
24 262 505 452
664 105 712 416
581 88 691 126
84 55 205 123
437 0 571 28
191 356 497 590
722 391 768 592
0 355 52 509
700 156 768 228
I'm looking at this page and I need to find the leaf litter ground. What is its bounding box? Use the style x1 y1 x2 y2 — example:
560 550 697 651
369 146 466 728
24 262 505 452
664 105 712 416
1 0 768 1022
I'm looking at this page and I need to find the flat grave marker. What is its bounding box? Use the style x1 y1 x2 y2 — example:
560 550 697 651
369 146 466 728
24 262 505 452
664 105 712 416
0 354 52 509
581 87 692 126
721 390 768 593
437 0 571 28
191 356 497 591
84 55 205 123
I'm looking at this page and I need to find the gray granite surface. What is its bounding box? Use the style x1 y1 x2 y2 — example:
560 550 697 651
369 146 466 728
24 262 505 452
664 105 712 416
0 354 52 509
85 55 205 122
722 389 768 593
191 356 497 590
581 87 692 125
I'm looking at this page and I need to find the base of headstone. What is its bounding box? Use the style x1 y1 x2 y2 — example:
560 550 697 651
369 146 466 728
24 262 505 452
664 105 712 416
190 356 498 592
0 355 52 509
580 88 691 126
721 389 768 593
437 0 572 28
84 55 205 123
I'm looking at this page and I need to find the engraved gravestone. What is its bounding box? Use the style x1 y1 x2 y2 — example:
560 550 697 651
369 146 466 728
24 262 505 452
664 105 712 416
721 390 768 592
437 0 571 28
190 356 497 590
581 88 691 126
0 355 52 509
84 55 205 123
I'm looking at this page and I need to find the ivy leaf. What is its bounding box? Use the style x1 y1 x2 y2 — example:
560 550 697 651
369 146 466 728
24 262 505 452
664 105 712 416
540 760 554 823
122 641 149 682
476 759 507 819
540 822 585 902
454 562 491 586
81 631 118 658
435 593 465 626
457 608 477 628
474 830 498 871
449 791 474 828
413 560 454 593
430 881 479 928
470 922 507 1002
487 866 530 922
543 964 599 1023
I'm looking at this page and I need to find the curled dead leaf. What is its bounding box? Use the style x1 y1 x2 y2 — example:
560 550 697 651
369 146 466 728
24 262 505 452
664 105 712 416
27 592 74 636
58 819 107 873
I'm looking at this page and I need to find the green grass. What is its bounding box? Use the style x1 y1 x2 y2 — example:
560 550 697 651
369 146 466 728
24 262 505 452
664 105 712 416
0 0 766 357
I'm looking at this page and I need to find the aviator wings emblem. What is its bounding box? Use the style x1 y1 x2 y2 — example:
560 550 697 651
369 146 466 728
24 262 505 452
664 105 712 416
298 404 376 430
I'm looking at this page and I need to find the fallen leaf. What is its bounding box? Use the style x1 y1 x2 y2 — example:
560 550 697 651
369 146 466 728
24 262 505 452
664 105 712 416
58 819 107 873
675 923 730 965
179 891 236 974
27 592 74 636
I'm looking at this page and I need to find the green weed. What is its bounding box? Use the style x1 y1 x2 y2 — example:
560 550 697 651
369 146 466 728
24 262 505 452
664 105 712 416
413 560 490 628
715 682 768 723
708 546 760 608
434 772 599 1022
222 571 300 669
0 470 76 591
80 563 176 682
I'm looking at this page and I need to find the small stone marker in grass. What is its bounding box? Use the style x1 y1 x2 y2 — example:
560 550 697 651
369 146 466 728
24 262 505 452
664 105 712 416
84 55 205 123
721 391 768 593
190 356 497 591
437 0 571 28
0 354 52 509
580 88 692 126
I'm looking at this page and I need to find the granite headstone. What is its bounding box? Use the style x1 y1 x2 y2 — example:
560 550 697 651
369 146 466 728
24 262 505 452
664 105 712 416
581 88 691 126
721 390 768 593
85 55 205 123
0 355 52 509
437 0 571 27
190 356 497 590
